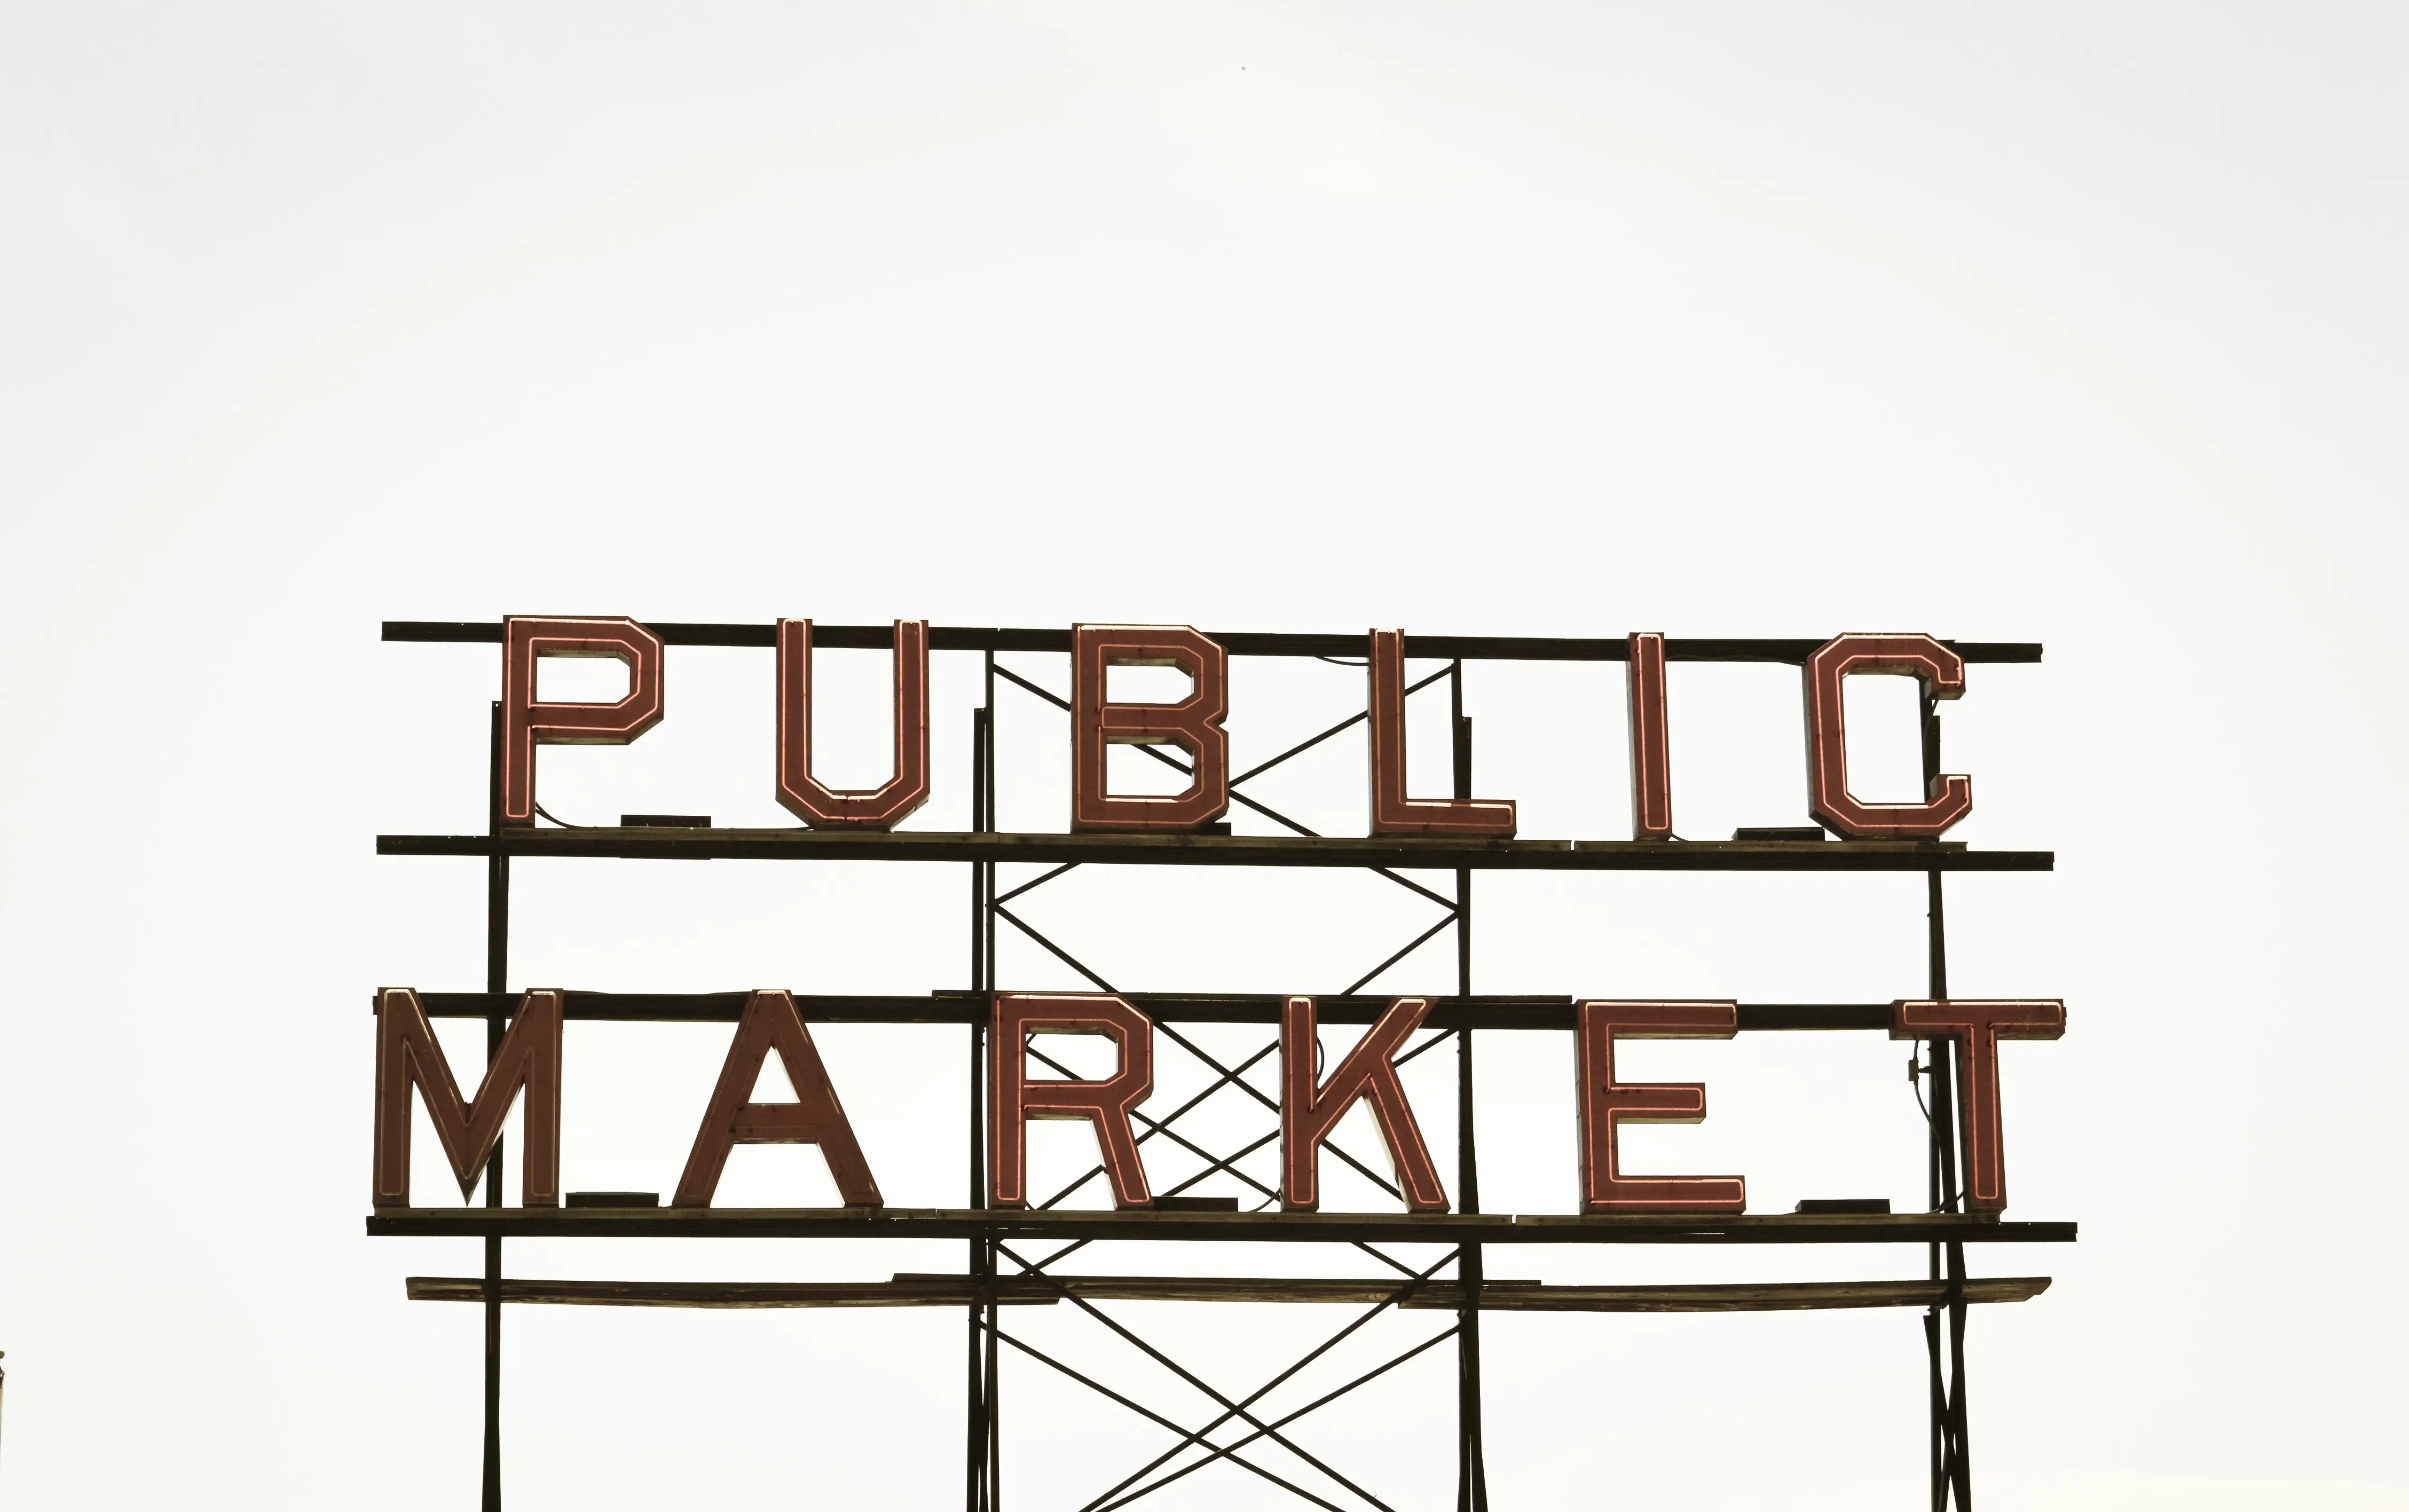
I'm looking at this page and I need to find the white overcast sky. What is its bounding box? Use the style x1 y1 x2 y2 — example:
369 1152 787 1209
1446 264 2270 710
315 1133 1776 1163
2 4 2404 1509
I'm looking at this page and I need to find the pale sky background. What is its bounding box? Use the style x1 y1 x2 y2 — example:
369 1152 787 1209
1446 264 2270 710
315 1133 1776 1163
2 4 2404 1508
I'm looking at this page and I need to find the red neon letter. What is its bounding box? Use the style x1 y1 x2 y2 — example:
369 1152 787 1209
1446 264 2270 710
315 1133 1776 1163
989 994 1155 1209
501 616 665 825
373 988 562 1208
1802 633 1971 839
1575 1001 1745 1214
1070 625 1230 832
1367 631 1515 837
1628 632 1672 841
775 619 931 830
674 990 883 1209
1892 999 2065 1213
1281 996 1448 1212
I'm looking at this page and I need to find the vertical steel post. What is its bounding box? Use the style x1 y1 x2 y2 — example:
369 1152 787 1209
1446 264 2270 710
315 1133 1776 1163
983 652 1002 1511
1450 661 1489 1512
1920 695 1972 1510
964 651 1001 1512
482 703 509 1512
967 660 994 1512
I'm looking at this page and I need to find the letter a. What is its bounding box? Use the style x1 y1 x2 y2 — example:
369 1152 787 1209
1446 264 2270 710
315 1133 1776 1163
675 990 882 1208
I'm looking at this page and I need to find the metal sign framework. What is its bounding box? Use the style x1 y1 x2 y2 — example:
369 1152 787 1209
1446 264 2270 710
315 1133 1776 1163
373 621 2072 1512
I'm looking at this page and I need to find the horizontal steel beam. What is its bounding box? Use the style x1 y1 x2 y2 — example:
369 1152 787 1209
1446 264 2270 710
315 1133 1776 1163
383 621 2043 665
367 1207 2075 1246
404 1274 2051 1312
402 991 1895 1031
379 828 2052 872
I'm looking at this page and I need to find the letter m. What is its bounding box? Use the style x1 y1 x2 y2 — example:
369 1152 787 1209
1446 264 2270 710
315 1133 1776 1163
374 988 562 1208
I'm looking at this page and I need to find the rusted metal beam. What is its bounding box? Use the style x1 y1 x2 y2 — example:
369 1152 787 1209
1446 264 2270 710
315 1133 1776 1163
400 991 1892 1031
383 621 2044 665
370 1207 2075 1246
379 828 2052 873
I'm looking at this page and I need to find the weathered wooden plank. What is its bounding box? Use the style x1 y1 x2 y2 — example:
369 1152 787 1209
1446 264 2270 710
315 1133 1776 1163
368 1207 2075 1246
1415 1277 2052 1313
404 1278 1052 1309
379 828 2052 874
405 1274 2051 1312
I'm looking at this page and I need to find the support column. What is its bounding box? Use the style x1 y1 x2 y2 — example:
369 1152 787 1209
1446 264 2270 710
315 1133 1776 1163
482 703 510 1512
1920 695 1973 1511
966 653 1000 1512
1451 661 1489 1512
